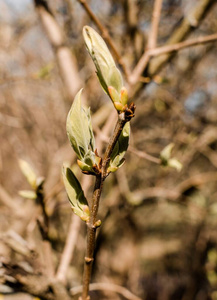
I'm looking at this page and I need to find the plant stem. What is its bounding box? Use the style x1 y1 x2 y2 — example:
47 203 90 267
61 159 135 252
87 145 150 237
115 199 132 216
102 114 127 179
81 174 103 300
81 113 129 300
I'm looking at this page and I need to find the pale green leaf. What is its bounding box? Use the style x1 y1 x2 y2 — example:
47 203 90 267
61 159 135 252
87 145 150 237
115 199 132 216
168 158 183 172
62 165 90 221
83 26 123 95
19 190 37 200
66 89 95 168
160 143 174 162
18 159 37 189
108 122 130 172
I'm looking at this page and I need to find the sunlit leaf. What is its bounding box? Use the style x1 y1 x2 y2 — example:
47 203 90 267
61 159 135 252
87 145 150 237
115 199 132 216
160 143 174 162
168 158 183 172
18 159 37 189
19 190 37 200
62 165 90 221
108 122 130 172
83 26 123 96
66 89 96 170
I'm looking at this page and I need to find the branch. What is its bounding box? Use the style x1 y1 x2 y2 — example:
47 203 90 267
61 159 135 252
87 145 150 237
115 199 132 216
34 0 82 100
55 214 81 283
2 260 71 300
71 282 142 300
147 0 163 50
129 146 161 164
77 0 130 80
81 108 135 300
147 0 215 76
95 120 160 164
129 0 215 85
149 33 217 57
36 181 55 278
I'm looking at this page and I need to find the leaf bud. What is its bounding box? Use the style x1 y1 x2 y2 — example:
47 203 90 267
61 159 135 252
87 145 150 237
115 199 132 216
120 87 128 106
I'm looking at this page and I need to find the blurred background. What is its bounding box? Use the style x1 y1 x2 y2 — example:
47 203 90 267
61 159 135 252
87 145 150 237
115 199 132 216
1 0 217 299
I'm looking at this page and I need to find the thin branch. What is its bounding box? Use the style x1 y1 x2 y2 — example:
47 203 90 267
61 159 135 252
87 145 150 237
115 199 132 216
101 114 128 178
147 0 215 76
82 175 103 300
77 0 130 80
129 146 161 164
128 52 150 86
129 32 217 86
95 123 160 164
36 182 55 278
71 282 142 300
129 0 215 85
56 214 81 283
148 0 163 49
149 33 217 57
81 109 135 299
34 0 82 100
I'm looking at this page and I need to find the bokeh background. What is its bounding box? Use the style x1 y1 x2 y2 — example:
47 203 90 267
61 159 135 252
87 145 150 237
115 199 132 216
1 0 217 299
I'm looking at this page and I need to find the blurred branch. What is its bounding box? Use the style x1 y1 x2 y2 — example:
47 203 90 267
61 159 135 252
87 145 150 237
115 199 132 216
71 282 142 300
129 0 215 85
129 146 161 164
147 0 215 76
77 0 130 80
36 180 55 278
2 260 71 300
34 0 82 100
56 214 81 283
149 33 217 56
94 125 161 164
0 185 20 212
148 0 163 50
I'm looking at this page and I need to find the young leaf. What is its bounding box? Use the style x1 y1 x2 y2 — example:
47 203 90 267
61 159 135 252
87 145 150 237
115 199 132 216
18 159 37 189
66 89 96 171
160 143 174 163
168 158 183 172
83 26 123 96
108 122 130 173
19 190 37 200
160 143 182 171
62 165 90 221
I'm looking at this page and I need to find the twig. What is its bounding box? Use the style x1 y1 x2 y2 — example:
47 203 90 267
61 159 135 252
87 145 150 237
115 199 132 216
101 115 128 178
71 282 142 300
147 0 215 76
95 122 160 164
148 0 163 50
129 146 161 164
128 52 150 86
36 181 55 277
56 214 81 283
77 0 130 80
81 109 135 300
149 33 217 57
129 0 215 85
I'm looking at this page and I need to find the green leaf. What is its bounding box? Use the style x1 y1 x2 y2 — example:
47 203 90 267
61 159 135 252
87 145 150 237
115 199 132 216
19 190 37 200
108 122 130 172
83 26 123 95
62 165 90 221
168 158 183 172
160 143 174 163
160 143 182 171
66 89 96 170
18 159 37 189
